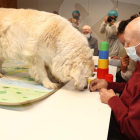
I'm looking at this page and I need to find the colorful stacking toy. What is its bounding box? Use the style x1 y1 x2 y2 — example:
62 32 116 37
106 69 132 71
97 42 109 79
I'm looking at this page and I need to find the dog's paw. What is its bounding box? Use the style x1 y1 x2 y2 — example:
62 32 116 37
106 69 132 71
43 81 58 89
0 73 3 78
0 69 6 74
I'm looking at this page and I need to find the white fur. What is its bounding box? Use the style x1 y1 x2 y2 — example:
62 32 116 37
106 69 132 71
0 8 94 90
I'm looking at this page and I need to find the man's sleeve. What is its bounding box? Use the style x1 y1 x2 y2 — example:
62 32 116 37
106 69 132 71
107 81 127 94
100 21 107 34
93 39 99 56
108 88 140 140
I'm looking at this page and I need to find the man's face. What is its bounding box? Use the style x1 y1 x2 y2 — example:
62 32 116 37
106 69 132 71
73 13 79 19
82 28 92 35
124 28 140 56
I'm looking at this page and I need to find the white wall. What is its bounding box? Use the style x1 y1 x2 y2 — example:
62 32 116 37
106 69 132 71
17 0 140 44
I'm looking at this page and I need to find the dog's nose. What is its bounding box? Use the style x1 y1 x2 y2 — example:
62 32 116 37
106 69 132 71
76 85 86 91
84 86 88 89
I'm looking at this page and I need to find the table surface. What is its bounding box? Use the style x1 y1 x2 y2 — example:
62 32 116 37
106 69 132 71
0 56 117 140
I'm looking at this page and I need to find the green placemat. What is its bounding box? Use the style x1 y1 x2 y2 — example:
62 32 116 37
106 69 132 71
0 60 63 105
3 61 33 82
0 84 63 105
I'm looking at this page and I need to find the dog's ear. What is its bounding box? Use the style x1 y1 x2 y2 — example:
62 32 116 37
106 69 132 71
70 68 81 86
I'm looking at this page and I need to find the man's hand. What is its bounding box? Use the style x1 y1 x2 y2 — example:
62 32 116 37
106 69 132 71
121 55 129 73
68 18 72 22
89 78 108 92
99 88 116 104
104 16 108 23
111 55 120 59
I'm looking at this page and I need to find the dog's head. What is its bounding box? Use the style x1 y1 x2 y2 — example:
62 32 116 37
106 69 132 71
70 56 94 91
51 50 94 91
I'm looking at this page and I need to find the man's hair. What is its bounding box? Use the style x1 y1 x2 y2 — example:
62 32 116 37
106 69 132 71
52 11 59 15
117 14 139 35
130 14 139 20
82 25 91 30
117 20 130 35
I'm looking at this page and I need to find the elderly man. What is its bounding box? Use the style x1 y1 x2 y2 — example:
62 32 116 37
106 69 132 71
68 10 84 32
90 17 140 140
82 25 99 56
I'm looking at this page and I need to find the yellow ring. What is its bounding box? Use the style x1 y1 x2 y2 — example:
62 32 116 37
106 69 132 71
98 59 109 69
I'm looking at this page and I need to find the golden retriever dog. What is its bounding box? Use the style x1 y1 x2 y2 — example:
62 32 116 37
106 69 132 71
0 8 94 90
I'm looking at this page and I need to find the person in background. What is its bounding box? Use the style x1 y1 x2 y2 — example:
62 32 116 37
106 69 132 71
100 10 121 56
110 14 138 82
69 10 85 32
52 11 59 15
82 25 99 56
90 17 140 140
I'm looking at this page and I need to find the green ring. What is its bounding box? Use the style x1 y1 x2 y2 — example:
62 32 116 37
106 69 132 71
100 42 109 51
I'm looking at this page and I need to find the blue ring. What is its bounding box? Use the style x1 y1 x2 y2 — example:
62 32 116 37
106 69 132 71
99 50 109 59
